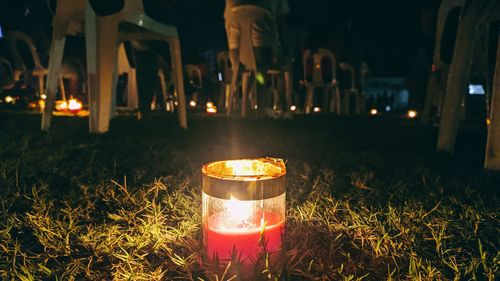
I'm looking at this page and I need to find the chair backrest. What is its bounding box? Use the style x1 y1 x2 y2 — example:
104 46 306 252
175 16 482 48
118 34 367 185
231 5 272 70
302 48 337 85
433 0 465 68
5 31 44 77
88 0 145 17
0 56 14 85
122 0 145 15
185 64 203 88
339 62 356 90
55 0 86 22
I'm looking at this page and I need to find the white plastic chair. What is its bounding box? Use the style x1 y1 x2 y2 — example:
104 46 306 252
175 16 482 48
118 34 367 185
42 0 187 133
5 31 66 99
303 48 341 114
421 0 465 124
339 62 363 115
226 5 274 117
185 64 203 105
0 57 15 89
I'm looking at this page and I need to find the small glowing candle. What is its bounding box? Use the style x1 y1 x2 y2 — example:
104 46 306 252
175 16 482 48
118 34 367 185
407 110 417 119
202 159 286 276
67 98 83 114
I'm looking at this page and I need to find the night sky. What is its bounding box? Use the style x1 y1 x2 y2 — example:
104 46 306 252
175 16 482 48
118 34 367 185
0 0 442 76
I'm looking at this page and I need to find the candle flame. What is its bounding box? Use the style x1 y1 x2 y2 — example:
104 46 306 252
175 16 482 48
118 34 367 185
68 98 83 111
224 196 253 226
407 110 417 119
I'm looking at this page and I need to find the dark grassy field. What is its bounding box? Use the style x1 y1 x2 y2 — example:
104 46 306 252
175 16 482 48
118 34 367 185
0 112 498 280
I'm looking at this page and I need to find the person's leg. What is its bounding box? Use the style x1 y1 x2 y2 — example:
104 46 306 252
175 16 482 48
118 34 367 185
254 47 273 114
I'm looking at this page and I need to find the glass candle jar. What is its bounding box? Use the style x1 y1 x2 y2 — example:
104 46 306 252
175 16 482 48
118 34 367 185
202 158 286 275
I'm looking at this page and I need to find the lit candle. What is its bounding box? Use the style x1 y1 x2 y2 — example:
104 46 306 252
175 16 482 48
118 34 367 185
205 195 284 264
202 159 286 275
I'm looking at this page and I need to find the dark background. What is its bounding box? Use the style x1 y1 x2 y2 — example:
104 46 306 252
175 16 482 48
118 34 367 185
0 0 441 76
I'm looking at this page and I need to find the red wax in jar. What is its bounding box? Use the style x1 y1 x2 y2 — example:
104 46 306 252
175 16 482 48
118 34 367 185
205 211 284 264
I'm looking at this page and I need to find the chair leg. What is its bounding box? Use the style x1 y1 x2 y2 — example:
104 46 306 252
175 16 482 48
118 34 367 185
334 86 341 114
85 11 118 133
241 72 249 116
41 19 69 131
128 69 139 110
168 38 187 129
322 86 329 114
218 83 226 109
284 70 293 110
436 0 487 153
37 75 46 97
242 71 257 116
58 76 66 101
485 39 500 170
305 85 314 114
328 87 336 113
227 63 240 116
158 71 168 111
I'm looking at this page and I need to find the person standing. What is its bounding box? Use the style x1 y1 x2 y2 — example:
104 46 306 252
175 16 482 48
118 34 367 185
224 0 291 116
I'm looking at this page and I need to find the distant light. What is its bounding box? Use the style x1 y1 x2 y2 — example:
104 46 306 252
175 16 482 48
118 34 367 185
407 110 417 119
316 64 321 69
38 99 45 110
313 107 321 113
217 72 223 82
189 100 197 107
385 105 391 112
40 94 47 99
206 102 217 114
290 105 297 112
0 25 3 38
55 100 68 111
486 118 491 126
207 106 217 114
370 108 378 115
174 101 179 106
4 95 15 104
28 102 37 110
254 105 258 110
469 84 485 95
